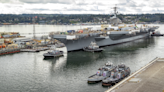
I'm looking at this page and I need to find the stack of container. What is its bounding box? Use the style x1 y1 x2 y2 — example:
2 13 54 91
78 30 83 33
7 44 18 49
4 39 13 44
67 30 75 34
0 45 6 49
0 32 20 38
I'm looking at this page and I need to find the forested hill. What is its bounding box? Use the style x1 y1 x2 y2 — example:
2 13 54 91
0 14 163 24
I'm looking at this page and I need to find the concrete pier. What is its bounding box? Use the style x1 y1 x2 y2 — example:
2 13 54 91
0 48 21 55
106 57 164 92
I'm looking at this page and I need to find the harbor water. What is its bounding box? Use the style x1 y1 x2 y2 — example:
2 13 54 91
0 24 164 92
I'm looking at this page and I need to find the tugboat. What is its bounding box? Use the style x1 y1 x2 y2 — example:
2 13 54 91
83 42 104 52
43 46 64 58
102 64 131 86
88 63 116 83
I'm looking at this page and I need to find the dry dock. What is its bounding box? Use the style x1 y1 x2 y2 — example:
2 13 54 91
106 57 164 92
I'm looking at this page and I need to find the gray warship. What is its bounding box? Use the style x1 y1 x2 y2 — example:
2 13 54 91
102 64 131 86
50 6 159 52
88 63 116 83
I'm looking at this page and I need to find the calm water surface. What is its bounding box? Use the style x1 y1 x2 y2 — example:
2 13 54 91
0 24 164 92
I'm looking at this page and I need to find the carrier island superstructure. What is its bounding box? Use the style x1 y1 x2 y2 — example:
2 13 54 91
50 6 159 52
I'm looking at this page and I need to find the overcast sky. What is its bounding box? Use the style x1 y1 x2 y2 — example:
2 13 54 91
0 0 163 14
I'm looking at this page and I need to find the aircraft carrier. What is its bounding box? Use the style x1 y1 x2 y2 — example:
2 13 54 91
50 6 159 52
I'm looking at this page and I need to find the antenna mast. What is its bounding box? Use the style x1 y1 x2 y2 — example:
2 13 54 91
33 16 36 39
112 4 119 16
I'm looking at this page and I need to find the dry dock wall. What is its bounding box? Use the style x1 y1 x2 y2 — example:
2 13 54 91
106 57 164 92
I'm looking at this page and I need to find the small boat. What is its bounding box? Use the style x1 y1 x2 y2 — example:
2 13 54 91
88 63 116 83
83 42 104 52
102 64 131 86
43 46 63 58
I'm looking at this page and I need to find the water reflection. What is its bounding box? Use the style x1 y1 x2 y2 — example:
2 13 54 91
43 37 156 78
66 51 105 67
101 37 156 73
52 37 156 72
104 37 155 54
43 48 67 78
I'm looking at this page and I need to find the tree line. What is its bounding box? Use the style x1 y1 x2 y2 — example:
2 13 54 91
0 14 164 24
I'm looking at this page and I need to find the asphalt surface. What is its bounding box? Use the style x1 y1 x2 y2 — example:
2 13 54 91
110 58 164 92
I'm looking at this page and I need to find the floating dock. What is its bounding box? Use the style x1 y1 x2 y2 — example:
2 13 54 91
0 48 21 55
20 49 40 52
105 57 164 92
20 47 49 52
151 34 164 36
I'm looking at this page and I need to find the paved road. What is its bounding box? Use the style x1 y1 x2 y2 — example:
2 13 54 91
114 60 164 92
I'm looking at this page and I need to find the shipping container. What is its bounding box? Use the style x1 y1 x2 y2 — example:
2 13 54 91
78 30 83 33
0 45 5 48
2 45 6 48
3 35 11 38
10 34 20 37
67 30 75 33
0 39 4 43
4 39 12 43
11 32 19 34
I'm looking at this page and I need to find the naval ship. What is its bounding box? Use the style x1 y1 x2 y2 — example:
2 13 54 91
50 6 159 52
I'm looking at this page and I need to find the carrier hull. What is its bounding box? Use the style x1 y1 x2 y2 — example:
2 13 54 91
53 33 149 51
52 27 158 52
96 32 149 47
